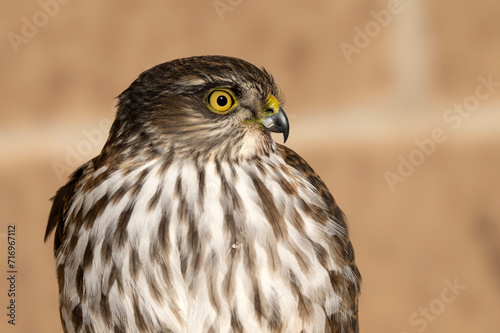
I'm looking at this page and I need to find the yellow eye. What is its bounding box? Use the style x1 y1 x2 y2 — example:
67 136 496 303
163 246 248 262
207 90 235 113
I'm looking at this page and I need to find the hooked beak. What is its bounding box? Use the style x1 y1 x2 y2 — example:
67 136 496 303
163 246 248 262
255 94 290 143
260 106 290 143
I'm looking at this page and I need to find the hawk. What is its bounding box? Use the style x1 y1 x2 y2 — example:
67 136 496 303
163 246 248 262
46 56 361 333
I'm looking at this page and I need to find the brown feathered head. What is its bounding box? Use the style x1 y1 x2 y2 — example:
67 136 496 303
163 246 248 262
102 56 289 162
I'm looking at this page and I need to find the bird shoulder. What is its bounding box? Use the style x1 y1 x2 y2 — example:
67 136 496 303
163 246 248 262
45 159 95 254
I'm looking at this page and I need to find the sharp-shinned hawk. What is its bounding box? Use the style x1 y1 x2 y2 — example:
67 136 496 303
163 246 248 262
46 55 361 333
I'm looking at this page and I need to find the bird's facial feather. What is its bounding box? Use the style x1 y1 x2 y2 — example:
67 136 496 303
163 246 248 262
108 56 285 161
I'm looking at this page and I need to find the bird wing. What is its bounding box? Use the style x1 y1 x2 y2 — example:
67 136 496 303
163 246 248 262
45 160 93 254
277 144 361 333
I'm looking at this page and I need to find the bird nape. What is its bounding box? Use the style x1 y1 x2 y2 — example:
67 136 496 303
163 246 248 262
45 55 361 333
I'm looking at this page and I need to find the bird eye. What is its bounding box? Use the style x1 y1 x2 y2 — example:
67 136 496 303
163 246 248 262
207 90 236 113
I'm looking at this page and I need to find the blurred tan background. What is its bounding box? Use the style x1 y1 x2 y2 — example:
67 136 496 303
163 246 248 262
1 0 500 332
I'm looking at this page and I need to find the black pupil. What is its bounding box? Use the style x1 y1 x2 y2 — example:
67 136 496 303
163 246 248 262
217 95 228 107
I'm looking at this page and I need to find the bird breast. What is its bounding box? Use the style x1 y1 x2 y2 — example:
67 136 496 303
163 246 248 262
57 153 346 332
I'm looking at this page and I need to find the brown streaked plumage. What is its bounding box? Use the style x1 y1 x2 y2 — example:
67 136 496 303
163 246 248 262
46 55 360 333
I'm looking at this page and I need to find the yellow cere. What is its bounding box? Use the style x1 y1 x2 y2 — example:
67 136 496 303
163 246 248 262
264 95 280 114
207 89 236 113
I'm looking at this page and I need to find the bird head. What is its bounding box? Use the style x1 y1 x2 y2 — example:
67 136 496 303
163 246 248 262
106 56 289 162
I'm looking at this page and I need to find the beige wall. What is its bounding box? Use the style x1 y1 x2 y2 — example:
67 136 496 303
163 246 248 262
1 1 499 332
